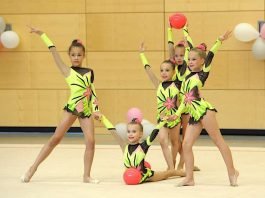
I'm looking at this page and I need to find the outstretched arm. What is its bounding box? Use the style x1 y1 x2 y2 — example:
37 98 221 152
204 30 232 72
28 26 70 77
145 120 166 146
100 115 126 152
139 42 160 88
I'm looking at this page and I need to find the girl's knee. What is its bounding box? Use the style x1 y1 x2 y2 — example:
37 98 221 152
85 139 95 149
182 140 192 151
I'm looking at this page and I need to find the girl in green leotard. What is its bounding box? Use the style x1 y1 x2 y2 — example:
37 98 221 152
100 116 185 184
169 30 239 187
21 26 101 184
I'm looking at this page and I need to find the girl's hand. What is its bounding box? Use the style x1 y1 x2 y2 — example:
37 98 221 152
219 30 232 42
183 36 189 47
27 25 43 35
168 115 178 121
139 42 145 53
93 111 102 120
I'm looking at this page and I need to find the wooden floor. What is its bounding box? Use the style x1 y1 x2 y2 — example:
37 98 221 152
0 134 265 198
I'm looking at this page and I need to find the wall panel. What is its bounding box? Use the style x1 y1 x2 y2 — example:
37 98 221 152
86 13 164 51
165 0 265 12
0 0 86 14
86 0 163 13
0 0 264 130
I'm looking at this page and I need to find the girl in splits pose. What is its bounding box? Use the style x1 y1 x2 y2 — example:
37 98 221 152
99 115 185 184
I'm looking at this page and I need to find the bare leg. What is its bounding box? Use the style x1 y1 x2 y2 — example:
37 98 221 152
79 116 99 184
168 124 181 168
21 112 77 182
177 114 189 170
177 114 200 171
201 110 238 186
158 127 174 170
177 122 202 187
147 169 186 182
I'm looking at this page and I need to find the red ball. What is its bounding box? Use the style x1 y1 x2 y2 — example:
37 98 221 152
169 13 187 29
123 168 141 185
144 161 151 169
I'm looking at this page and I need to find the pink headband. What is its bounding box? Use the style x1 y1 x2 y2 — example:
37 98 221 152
197 44 206 51
176 40 185 46
76 39 83 44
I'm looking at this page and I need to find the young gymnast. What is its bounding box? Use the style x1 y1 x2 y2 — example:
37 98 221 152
100 115 185 184
169 30 239 186
167 23 200 171
139 43 181 171
21 26 101 183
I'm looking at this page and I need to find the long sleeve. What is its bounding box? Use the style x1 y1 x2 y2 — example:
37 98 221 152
203 39 222 73
145 121 165 145
140 52 150 68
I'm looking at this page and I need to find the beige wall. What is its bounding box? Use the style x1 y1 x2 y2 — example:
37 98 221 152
0 0 264 132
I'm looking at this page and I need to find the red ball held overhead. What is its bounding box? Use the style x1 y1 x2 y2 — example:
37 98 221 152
169 13 187 29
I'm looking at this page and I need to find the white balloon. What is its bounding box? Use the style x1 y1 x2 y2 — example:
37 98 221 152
0 31 20 48
234 23 259 42
115 122 128 141
0 17 6 33
142 122 156 140
141 119 151 124
252 37 265 60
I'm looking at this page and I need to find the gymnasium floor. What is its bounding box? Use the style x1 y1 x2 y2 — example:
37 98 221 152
1 133 265 198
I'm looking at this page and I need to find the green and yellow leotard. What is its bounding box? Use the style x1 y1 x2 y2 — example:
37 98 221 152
175 39 222 124
123 121 165 183
156 81 181 128
140 53 181 128
168 25 193 115
64 66 99 118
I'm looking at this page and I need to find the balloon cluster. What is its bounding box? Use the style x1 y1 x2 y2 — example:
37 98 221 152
115 107 156 142
0 17 20 49
234 22 265 60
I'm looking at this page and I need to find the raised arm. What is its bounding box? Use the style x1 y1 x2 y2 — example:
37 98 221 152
203 30 231 72
139 42 160 88
28 26 70 77
167 26 175 61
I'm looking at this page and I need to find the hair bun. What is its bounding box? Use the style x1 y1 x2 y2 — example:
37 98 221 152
131 118 141 124
72 39 83 45
177 40 185 46
197 43 207 51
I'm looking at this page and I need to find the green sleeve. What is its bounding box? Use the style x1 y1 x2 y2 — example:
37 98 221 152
167 27 174 44
140 52 150 68
183 25 193 49
203 38 222 72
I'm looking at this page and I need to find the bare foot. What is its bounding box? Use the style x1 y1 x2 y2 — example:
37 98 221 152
176 178 195 187
193 165 200 171
229 170 239 187
21 167 37 183
83 177 100 184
